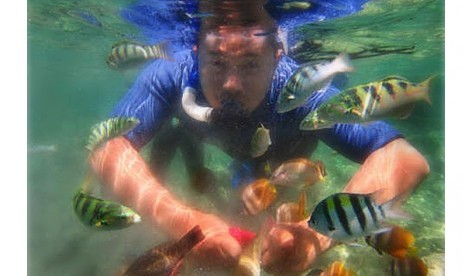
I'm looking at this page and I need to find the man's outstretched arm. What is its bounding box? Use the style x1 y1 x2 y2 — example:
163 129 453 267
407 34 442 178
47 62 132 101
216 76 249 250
89 136 242 268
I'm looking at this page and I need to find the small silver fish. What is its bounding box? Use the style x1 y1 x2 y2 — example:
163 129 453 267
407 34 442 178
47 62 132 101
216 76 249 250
250 123 271 158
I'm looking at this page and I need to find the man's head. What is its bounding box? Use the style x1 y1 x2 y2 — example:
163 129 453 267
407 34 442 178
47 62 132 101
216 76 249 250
197 0 282 115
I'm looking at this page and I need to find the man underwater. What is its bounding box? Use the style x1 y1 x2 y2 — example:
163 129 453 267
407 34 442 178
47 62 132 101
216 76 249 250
89 0 430 274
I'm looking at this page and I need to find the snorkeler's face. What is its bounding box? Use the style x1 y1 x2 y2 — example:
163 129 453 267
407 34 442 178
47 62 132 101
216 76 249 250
198 27 279 113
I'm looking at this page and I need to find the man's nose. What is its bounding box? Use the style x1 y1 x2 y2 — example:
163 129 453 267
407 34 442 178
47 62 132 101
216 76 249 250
223 71 243 94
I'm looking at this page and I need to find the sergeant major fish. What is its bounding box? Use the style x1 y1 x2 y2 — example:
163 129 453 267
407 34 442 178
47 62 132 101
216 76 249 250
86 117 140 152
308 192 409 242
278 53 353 113
72 188 141 230
300 75 434 130
250 123 271 158
107 41 173 69
123 225 205 276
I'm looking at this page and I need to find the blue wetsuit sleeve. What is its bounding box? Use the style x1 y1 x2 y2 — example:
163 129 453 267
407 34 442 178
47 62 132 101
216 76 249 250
308 85 404 163
110 59 182 149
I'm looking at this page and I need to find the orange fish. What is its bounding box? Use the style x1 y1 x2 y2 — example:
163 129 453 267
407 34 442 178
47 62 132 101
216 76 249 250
242 179 277 215
276 191 309 223
308 261 356 276
365 225 416 258
389 256 428 276
122 225 205 276
270 158 326 188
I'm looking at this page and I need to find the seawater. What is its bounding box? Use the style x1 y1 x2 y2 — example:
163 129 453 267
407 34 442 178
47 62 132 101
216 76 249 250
28 0 444 275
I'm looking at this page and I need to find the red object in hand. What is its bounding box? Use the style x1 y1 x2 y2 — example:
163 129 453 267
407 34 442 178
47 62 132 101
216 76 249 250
229 227 256 248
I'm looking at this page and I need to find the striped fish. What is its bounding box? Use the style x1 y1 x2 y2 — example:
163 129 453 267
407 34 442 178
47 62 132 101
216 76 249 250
278 53 353 113
300 75 435 130
307 193 408 242
250 123 271 158
106 41 172 69
72 189 141 230
86 117 140 151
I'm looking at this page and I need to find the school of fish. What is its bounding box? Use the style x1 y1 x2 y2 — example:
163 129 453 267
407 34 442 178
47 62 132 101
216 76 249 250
75 6 440 274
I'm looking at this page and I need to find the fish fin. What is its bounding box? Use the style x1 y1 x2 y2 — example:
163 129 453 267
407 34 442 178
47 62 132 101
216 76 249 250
298 191 308 219
420 75 438 105
371 226 394 235
345 241 365 248
395 104 416 119
333 53 355 73
315 78 333 93
111 40 140 48
169 260 184 276
381 197 412 221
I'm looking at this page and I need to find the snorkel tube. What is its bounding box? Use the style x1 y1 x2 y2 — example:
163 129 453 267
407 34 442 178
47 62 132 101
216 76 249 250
182 86 213 122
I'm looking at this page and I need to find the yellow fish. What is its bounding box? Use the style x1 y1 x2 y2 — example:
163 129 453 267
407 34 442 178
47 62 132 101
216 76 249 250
242 179 277 215
276 191 309 223
301 75 435 130
270 158 326 188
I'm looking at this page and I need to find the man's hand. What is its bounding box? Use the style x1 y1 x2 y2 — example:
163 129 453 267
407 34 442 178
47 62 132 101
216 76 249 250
261 221 333 276
187 212 242 268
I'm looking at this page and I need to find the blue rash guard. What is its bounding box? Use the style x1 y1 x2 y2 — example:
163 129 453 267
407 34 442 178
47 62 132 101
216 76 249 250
111 50 402 186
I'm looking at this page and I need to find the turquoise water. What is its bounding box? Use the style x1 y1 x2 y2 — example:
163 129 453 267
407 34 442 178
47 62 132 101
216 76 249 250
28 0 444 275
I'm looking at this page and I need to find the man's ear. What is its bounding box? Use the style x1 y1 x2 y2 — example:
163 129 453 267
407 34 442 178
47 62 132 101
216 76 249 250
193 45 198 52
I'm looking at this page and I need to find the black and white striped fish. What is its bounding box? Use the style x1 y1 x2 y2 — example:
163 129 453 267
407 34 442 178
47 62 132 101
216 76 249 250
307 192 409 241
106 41 172 69
73 188 141 230
86 117 140 151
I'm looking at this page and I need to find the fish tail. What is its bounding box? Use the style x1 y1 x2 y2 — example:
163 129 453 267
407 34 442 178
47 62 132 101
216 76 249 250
168 225 205 257
298 191 308 218
420 75 437 105
148 41 173 61
380 197 412 221
333 53 354 73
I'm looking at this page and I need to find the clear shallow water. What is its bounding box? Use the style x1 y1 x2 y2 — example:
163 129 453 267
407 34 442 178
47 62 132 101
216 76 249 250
28 0 444 275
